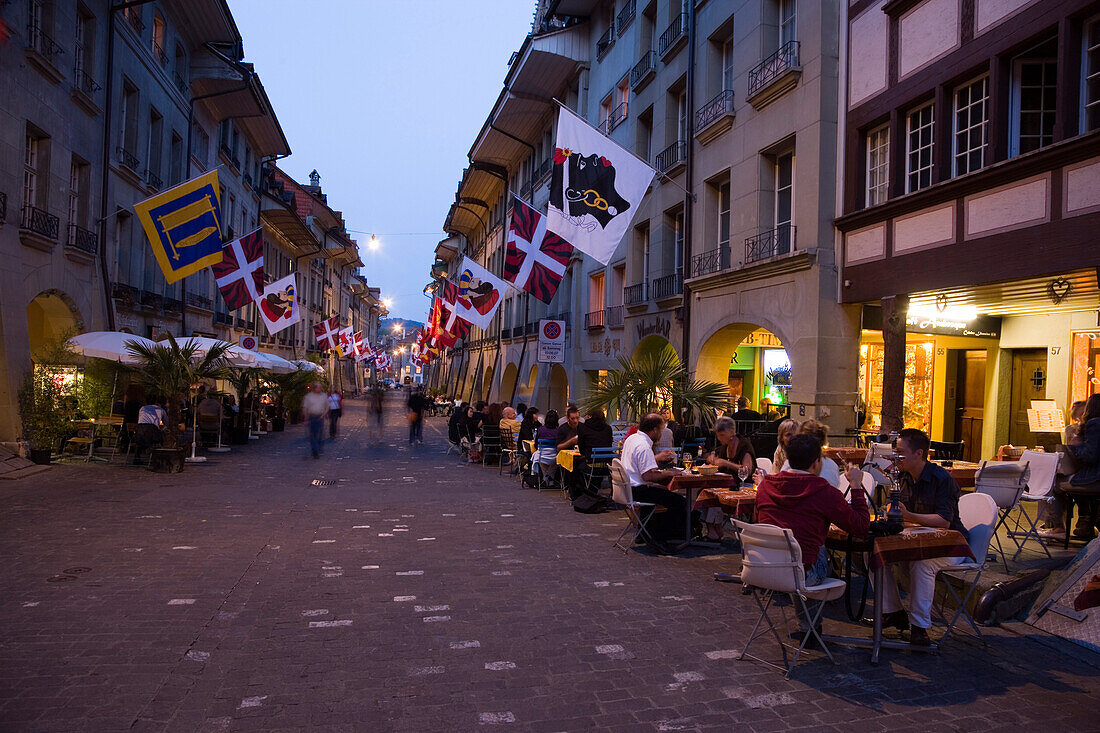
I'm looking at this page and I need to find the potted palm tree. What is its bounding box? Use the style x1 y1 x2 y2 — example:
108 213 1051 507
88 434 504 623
125 335 230 472
270 369 313 430
226 367 261 444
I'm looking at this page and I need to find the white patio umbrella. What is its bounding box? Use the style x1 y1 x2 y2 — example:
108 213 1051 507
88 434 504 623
292 360 324 373
67 331 157 364
174 336 258 367
254 351 297 374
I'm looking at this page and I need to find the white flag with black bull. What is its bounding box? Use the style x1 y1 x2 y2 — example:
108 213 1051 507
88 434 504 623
546 105 656 265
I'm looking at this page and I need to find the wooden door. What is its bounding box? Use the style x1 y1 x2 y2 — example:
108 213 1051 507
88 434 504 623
1009 349 1048 448
954 350 986 462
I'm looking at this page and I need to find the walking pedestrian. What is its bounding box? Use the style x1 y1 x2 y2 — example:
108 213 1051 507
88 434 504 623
371 385 385 442
407 387 426 445
327 388 343 439
302 382 328 458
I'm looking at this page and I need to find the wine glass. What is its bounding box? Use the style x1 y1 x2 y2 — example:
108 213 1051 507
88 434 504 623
682 452 693 472
737 464 750 486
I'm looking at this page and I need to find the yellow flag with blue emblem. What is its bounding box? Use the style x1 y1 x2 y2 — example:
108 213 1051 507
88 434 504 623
134 171 224 284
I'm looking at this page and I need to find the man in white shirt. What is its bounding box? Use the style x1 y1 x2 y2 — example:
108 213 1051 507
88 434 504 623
302 383 329 458
620 413 689 544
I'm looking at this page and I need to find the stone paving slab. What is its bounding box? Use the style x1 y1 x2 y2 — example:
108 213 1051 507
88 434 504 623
1 397 1099 731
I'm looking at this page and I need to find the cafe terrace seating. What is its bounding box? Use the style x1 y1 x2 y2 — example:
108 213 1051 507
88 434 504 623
934 492 999 646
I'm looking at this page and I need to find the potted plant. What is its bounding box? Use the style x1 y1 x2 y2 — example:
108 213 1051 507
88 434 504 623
270 369 313 430
125 335 230 472
226 367 260 444
17 368 69 464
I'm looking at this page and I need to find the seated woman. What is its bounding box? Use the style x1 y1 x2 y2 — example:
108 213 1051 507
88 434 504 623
705 416 756 479
534 410 561 483
1048 394 1100 540
771 418 799 474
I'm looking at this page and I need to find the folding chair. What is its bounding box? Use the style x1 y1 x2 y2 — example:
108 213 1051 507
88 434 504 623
1007 450 1060 559
973 460 1030 572
935 492 998 645
534 439 558 492
480 425 502 466
610 459 660 552
733 519 846 679
755 456 774 474
583 446 619 496
681 438 706 460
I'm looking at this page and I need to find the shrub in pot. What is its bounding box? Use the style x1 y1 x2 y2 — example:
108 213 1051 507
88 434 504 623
18 369 69 464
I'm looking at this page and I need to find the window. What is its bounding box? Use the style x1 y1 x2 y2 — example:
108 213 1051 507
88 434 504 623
75 9 95 80
953 76 988 176
774 152 793 247
68 158 89 229
147 107 163 180
120 81 138 157
169 132 182 185
193 123 209 167
779 0 796 48
636 108 652 160
672 209 684 275
600 94 613 132
24 131 42 209
1010 37 1057 156
676 90 688 141
1084 16 1100 132
866 125 890 206
588 271 605 313
151 14 166 64
722 37 735 91
718 180 731 250
905 102 935 193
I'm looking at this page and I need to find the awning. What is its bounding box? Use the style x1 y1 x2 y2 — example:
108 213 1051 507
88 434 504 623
906 268 1100 317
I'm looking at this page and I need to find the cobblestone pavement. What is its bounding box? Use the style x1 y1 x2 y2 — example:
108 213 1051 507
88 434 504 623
2 398 1099 732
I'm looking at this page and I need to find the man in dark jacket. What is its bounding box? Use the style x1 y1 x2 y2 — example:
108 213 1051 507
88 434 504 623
448 402 469 445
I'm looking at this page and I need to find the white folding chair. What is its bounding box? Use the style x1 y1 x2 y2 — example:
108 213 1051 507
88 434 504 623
1007 450 1061 559
838 469 877 512
610 459 658 552
733 520 846 679
973 460 1030 572
935 492 998 645
755 457 773 474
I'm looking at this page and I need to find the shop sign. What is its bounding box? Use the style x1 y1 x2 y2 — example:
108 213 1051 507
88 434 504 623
741 329 784 347
862 305 1001 339
589 336 623 358
635 316 672 342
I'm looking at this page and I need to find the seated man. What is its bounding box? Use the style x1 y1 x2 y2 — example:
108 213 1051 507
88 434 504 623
499 407 522 442
556 406 580 450
879 428 969 646
133 398 167 462
620 413 689 544
755 434 870 586
196 393 223 437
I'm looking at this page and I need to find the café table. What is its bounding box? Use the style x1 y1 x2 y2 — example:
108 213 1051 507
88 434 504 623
824 447 868 465
556 449 581 474
666 473 740 551
822 525 974 664
933 460 982 489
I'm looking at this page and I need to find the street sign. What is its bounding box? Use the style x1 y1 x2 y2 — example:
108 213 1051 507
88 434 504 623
537 319 565 363
239 335 258 351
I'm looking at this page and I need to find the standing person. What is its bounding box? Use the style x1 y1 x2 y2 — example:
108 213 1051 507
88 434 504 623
407 388 426 445
327 388 343 439
371 386 385 442
302 382 329 459
734 396 764 435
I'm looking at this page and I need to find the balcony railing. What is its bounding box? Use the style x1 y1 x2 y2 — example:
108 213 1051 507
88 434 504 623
607 102 628 132
596 25 615 58
173 70 187 94
655 140 687 173
117 146 139 171
584 309 606 329
525 321 537 335
658 13 686 56
650 272 683 300
630 50 656 88
126 10 145 34
745 224 795 264
140 290 163 310
67 223 98 254
27 24 64 58
0 191 6 223
163 298 182 314
691 247 730 277
74 67 101 95
151 40 167 65
235 317 247 329
144 169 163 190
605 304 624 328
112 283 139 303
616 0 635 36
533 156 552 185
512 325 525 338
748 40 800 99
21 205 59 240
185 292 212 310
624 282 646 305
213 312 233 326
242 173 254 190
696 90 734 131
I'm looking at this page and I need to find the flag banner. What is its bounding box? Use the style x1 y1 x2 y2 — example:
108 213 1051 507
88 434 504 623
134 170 224 284
437 285 471 348
211 228 265 311
313 315 341 350
505 196 573 304
352 331 365 358
257 273 300 335
335 327 355 358
547 105 656 265
453 256 510 329
375 353 392 372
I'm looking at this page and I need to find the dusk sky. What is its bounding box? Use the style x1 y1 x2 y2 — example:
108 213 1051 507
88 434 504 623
228 1 536 320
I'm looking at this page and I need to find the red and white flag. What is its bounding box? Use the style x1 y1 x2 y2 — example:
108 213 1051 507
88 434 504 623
210 228 265 311
334 327 355 357
436 285 471 348
505 196 573 304
313 316 341 350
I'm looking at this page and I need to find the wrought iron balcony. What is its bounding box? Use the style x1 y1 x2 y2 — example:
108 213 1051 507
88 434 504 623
185 292 212 310
21 205 59 240
144 169 163 190
624 282 646 305
213 312 233 326
74 68 101 95
696 90 734 132
173 70 187 95
631 51 656 89
140 290 163 310
235 317 247 329
163 298 183 314
126 10 145 34
525 321 537 335
616 0 635 36
512 325 525 338
67 223 97 254
117 146 139 171
655 140 687 174
151 40 167 65
585 309 606 330
658 13 686 57
691 247 730 277
112 283 139 303
596 25 615 58
533 156 552 185
27 24 64 58
745 224 795 264
605 304 624 328
650 272 683 300
0 191 6 223
748 40 800 99
607 102 628 132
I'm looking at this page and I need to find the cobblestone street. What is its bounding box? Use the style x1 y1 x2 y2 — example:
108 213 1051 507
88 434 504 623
2 399 1099 732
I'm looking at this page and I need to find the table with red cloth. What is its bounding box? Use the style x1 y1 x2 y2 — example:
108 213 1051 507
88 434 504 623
1075 575 1100 612
933 460 982 489
823 525 974 664
665 474 740 550
824 447 868 465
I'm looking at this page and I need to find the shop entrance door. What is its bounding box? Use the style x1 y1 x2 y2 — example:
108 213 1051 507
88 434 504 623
954 350 986 462
1009 348 1048 449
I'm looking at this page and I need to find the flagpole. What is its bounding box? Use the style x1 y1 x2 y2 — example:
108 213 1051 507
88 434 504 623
550 98 695 202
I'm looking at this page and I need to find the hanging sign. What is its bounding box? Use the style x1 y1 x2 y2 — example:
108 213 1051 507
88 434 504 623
537 319 565 363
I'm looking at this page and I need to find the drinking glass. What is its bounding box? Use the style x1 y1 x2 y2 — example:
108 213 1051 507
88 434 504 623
682 453 693 471
737 464 749 486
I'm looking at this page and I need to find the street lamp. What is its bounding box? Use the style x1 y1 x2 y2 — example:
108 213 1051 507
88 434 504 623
369 235 380 250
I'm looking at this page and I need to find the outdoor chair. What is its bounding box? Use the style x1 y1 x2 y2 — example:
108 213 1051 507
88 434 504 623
974 460 1031 571
681 438 706 461
755 457 774 474
610 458 660 552
480 425 502 466
930 440 965 461
733 519 846 679
837 469 878 511
583 446 619 496
533 439 558 492
934 492 998 646
498 430 519 476
1007 450 1060 559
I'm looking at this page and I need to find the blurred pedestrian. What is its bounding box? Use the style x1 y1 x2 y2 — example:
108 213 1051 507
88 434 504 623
303 382 328 458
328 388 343 438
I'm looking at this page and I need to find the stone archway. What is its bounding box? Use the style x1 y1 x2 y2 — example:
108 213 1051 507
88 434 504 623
500 362 518 402
548 363 569 411
26 290 84 359
482 364 495 403
696 323 791 414
632 334 680 365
